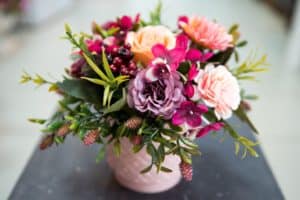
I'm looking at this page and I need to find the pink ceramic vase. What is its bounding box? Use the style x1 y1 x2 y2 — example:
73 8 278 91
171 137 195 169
107 138 182 193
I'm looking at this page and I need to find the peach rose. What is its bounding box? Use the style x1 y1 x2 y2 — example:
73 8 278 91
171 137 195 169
180 16 233 51
126 25 176 66
196 64 240 119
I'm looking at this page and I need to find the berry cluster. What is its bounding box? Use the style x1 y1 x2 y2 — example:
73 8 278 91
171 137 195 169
107 44 138 77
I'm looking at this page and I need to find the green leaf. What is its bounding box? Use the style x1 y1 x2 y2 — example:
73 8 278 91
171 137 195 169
83 53 110 82
103 85 110 106
179 148 192 165
157 144 165 163
234 141 240 155
28 118 46 124
236 40 248 48
160 166 173 173
177 62 190 74
57 79 101 104
103 88 127 114
210 47 234 65
81 77 108 86
140 164 152 174
179 137 198 149
102 50 115 80
114 75 129 85
147 143 158 164
133 144 144 153
149 0 162 25
96 145 106 163
234 106 258 134
113 140 121 157
229 24 239 34
106 27 120 36
43 121 64 132
54 136 64 144
64 23 72 34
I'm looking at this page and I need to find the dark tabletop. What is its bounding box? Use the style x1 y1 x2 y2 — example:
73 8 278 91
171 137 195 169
9 119 284 200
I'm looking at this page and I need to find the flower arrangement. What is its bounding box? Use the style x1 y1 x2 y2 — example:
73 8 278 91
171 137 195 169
21 2 267 183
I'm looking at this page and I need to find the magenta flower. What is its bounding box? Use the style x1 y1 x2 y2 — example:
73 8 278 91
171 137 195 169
184 82 195 99
186 49 213 63
178 16 189 28
183 64 199 98
196 122 224 138
102 14 140 31
86 38 102 54
172 101 208 128
151 34 188 71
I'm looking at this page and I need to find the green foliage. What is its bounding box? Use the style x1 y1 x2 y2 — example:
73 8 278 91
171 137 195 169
28 118 47 124
234 106 258 134
57 79 101 104
233 52 268 81
223 121 259 158
92 22 120 38
96 145 106 163
103 88 127 114
149 1 162 25
20 72 58 92
81 50 129 107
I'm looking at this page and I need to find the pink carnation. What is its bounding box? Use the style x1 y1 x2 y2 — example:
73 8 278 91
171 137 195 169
196 64 240 119
179 16 233 51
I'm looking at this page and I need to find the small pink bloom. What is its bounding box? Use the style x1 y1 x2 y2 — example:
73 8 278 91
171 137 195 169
186 49 213 63
180 16 233 51
151 34 188 71
172 101 208 128
196 122 224 138
196 64 241 119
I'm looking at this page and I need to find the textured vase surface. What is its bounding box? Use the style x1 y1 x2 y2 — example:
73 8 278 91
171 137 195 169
107 138 182 193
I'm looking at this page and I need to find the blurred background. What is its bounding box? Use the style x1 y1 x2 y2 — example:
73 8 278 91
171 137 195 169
0 0 299 199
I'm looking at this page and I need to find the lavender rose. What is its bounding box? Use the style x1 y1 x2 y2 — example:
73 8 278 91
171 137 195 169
127 67 185 119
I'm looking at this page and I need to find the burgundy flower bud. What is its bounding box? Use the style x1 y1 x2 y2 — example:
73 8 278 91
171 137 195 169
70 58 86 78
131 135 142 145
39 135 54 150
119 15 133 30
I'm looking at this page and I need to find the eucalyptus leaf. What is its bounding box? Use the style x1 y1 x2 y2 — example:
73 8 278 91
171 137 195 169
57 79 101 104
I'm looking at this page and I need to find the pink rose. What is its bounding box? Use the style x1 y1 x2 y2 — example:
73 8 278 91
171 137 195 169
179 16 233 51
196 64 240 119
126 26 176 66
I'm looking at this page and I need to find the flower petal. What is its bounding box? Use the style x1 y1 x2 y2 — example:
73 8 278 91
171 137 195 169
152 44 168 58
186 115 202 128
196 122 224 138
186 48 202 62
188 64 199 81
184 82 195 98
172 111 185 125
175 34 189 50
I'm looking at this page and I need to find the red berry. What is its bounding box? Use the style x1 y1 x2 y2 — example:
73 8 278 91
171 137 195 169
113 57 122 66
